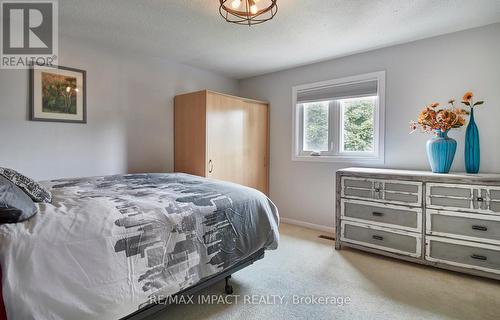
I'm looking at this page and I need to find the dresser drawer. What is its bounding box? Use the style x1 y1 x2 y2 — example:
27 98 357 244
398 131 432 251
427 183 500 214
426 236 500 275
426 210 500 245
340 221 421 257
342 177 422 206
341 199 421 232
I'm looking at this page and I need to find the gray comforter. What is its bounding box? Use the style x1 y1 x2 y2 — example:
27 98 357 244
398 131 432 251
0 173 279 320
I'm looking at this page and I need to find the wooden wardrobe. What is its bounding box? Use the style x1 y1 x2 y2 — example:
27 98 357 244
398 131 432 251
174 90 269 194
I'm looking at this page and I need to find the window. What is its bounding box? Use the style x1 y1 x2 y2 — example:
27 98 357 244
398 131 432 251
340 96 376 153
292 71 385 163
303 101 329 152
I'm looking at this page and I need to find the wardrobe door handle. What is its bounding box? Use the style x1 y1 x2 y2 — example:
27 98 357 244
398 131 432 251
472 225 488 232
470 254 487 261
372 235 384 241
208 160 213 174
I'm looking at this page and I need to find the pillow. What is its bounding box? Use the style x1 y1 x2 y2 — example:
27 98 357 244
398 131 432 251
0 176 38 224
0 167 52 203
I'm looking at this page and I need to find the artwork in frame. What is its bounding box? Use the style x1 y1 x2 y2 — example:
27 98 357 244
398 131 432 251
30 65 86 123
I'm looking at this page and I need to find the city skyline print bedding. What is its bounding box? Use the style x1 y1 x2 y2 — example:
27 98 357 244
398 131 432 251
0 173 279 320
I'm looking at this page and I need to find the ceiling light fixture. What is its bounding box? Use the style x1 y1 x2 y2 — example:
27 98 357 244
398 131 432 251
219 0 278 26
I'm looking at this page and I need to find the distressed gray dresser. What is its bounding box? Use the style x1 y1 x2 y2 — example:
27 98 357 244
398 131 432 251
335 168 500 280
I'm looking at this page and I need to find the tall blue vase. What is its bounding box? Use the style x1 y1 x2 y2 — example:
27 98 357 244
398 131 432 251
465 108 480 174
426 130 457 173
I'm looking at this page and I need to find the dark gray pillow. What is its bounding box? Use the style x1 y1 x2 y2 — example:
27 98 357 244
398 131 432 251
0 176 38 224
0 167 52 203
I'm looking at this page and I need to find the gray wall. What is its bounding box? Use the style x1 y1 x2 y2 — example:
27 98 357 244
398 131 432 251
238 24 500 230
0 35 238 181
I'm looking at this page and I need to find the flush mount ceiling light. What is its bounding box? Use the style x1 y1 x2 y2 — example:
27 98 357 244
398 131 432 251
219 0 278 26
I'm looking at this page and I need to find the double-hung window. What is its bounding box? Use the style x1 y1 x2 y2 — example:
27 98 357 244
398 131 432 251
292 71 385 163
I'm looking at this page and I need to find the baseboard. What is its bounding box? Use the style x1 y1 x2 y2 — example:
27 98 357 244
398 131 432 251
280 217 335 234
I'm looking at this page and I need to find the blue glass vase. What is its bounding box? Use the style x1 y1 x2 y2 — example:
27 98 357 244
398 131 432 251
426 130 457 173
465 108 480 174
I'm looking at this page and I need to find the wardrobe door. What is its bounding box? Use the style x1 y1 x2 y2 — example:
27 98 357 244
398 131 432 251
244 102 269 194
174 91 207 176
206 93 246 185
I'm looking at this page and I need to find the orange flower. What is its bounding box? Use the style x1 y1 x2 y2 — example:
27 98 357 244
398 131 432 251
462 91 473 102
418 108 436 126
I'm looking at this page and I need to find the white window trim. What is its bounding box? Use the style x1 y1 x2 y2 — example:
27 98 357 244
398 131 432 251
291 71 386 164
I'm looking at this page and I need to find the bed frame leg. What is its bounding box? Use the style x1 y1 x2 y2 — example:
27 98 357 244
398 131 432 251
224 275 233 294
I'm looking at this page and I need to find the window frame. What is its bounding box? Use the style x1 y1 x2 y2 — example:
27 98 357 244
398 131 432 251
292 71 385 164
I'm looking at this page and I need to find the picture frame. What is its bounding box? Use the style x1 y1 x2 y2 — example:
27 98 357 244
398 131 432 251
30 65 87 123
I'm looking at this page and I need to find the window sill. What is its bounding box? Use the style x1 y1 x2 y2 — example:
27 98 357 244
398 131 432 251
292 154 385 164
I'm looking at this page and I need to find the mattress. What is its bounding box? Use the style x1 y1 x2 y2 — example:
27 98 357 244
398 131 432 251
0 173 279 320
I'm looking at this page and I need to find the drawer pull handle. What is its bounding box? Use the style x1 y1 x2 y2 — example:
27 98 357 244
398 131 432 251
470 254 487 261
372 211 384 216
374 188 381 193
477 197 484 202
472 225 488 232
372 235 384 241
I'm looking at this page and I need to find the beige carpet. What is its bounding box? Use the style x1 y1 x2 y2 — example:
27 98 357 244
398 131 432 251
148 223 500 320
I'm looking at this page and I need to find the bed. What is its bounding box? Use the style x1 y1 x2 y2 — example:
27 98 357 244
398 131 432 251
0 173 279 320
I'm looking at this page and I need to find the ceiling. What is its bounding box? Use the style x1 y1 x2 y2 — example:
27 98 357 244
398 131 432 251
59 0 500 79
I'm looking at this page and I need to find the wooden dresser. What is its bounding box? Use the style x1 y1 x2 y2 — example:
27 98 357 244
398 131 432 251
335 168 500 280
174 90 269 194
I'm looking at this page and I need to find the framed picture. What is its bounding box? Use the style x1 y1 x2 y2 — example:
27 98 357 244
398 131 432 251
30 65 86 123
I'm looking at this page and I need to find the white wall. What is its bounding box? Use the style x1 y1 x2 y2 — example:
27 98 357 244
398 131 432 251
238 24 500 230
0 35 238 181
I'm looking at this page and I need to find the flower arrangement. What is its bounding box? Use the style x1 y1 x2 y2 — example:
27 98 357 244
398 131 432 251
409 99 468 134
409 91 483 174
